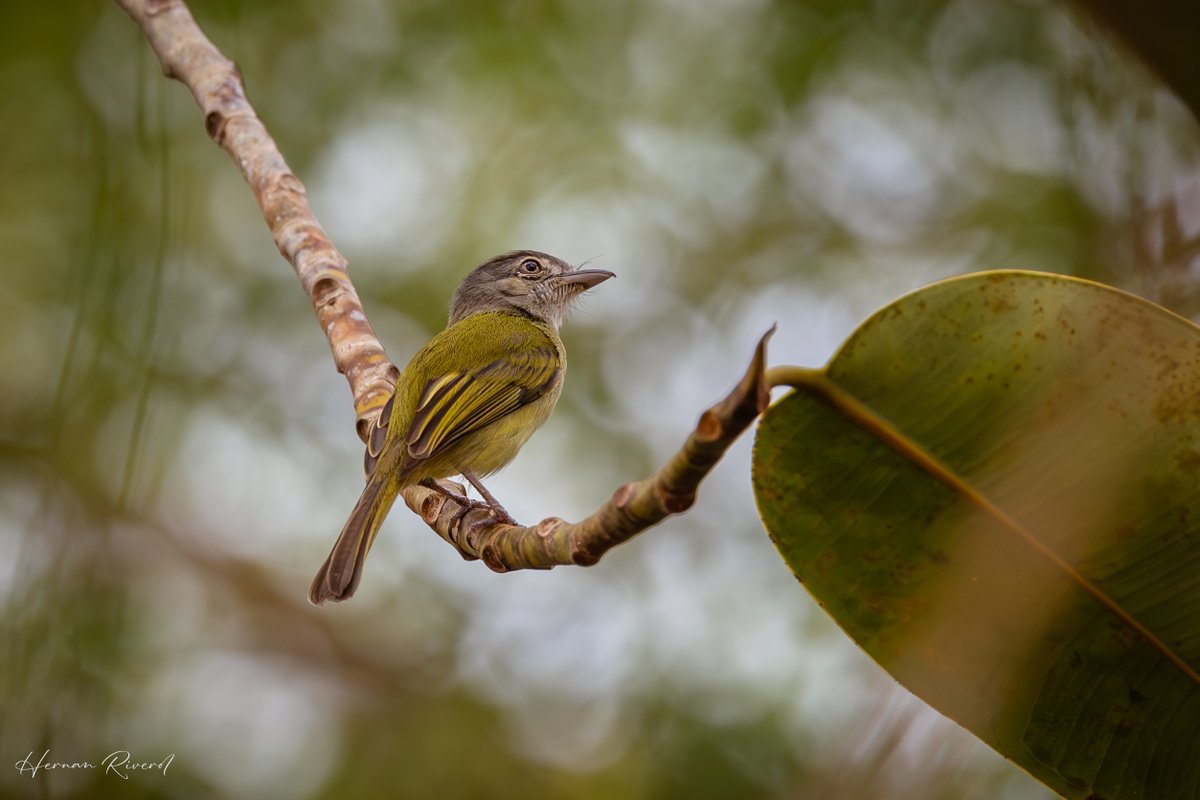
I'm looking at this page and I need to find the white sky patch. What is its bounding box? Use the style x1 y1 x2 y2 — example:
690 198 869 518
621 122 770 234
733 284 862 371
143 651 337 798
956 63 1068 176
158 407 356 573
309 105 471 267
786 96 944 244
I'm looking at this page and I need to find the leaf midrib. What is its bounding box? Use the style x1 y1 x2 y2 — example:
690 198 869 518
770 364 1200 688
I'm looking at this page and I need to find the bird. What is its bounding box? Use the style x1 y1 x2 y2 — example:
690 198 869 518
309 250 614 605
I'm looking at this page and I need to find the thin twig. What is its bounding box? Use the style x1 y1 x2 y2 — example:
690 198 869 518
114 0 397 439
399 327 776 571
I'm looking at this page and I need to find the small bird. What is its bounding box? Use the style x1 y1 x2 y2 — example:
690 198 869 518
309 250 614 604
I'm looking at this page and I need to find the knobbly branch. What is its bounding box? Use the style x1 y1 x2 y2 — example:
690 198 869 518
115 0 396 438
399 328 776 571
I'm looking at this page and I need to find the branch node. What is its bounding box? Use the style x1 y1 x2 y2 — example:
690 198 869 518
661 491 696 514
204 110 224 141
312 277 338 307
696 410 723 441
572 549 601 567
277 173 306 197
480 546 508 573
612 483 636 509
418 493 444 524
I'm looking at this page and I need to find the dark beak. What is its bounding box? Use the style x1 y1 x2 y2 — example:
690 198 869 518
557 269 615 290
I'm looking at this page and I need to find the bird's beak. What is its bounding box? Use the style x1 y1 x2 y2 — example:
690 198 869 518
556 269 615 290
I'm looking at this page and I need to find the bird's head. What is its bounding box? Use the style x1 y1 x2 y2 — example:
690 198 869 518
449 250 614 329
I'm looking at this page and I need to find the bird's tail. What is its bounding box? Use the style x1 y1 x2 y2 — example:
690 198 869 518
309 473 397 605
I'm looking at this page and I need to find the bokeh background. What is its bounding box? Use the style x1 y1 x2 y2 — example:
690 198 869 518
3 0 1199 797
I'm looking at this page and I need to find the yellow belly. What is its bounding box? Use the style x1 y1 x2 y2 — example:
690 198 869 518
404 386 561 483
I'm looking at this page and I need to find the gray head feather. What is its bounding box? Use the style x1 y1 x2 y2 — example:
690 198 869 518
448 250 613 330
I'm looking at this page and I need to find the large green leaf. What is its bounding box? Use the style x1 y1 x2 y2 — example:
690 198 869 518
753 271 1200 800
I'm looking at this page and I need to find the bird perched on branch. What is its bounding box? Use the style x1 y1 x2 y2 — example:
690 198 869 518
309 250 614 605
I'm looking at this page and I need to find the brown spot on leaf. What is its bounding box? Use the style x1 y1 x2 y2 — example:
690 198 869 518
1176 449 1200 473
990 297 1016 314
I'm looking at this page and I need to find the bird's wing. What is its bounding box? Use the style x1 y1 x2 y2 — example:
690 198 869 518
362 391 395 477
405 344 561 461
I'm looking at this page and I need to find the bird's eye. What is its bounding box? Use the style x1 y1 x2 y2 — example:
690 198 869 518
519 258 542 275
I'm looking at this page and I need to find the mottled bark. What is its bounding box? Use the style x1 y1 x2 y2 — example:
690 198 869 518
115 0 396 439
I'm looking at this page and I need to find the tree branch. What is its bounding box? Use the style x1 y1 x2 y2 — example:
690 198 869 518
399 327 776 571
114 0 397 439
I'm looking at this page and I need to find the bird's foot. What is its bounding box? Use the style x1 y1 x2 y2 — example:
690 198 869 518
420 478 517 530
455 498 517 531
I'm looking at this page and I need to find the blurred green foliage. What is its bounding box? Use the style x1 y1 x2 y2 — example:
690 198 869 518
0 0 1197 798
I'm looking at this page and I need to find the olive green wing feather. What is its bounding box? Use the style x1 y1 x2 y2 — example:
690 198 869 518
405 345 561 460
363 391 395 477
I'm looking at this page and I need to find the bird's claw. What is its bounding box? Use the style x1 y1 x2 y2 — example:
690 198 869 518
418 478 517 531
450 497 516 532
